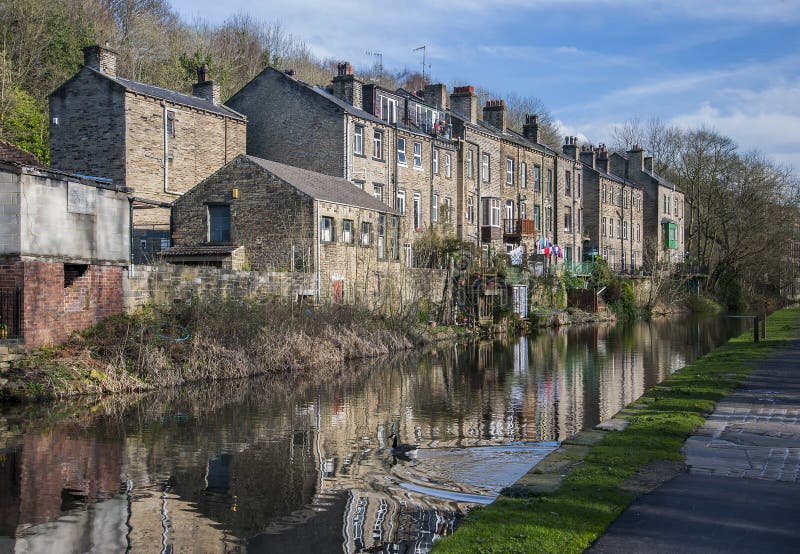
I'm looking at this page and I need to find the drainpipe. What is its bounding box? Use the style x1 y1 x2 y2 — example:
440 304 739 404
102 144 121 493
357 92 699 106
128 197 135 275
344 114 350 180
315 199 321 303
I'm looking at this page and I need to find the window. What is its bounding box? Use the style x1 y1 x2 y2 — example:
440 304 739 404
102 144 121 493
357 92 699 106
353 180 365 190
617 189 622 206
397 138 406 165
506 158 514 185
445 197 452 222
631 251 636 268
674 197 678 216
505 200 514 227
577 174 581 197
395 190 406 214
413 192 421 229
166 111 175 138
432 193 439 222
547 169 553 194
320 216 334 242
623 190 628 208
534 204 541 230
373 184 383 202
445 153 452 178
373 130 383 160
379 95 397 124
467 195 474 224
663 194 669 214
546 207 552 232
579 208 583 233
433 149 439 174
360 222 372 247
602 217 607 237
564 206 572 232
520 202 527 220
390 216 400 260
617 218 622 238
602 183 607 203
208 205 231 242
413 142 422 168
377 214 386 259
466 150 474 178
533 165 541 192
481 198 502 226
565 171 571 196
637 223 641 242
521 162 527 188
481 153 490 182
623 220 628 240
354 126 364 155
342 219 354 244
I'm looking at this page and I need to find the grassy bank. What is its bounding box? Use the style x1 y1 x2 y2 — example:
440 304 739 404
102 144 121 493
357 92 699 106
433 307 800 554
2 298 452 401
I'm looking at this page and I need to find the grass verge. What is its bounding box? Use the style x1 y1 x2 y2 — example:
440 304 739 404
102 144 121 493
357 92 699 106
433 307 800 554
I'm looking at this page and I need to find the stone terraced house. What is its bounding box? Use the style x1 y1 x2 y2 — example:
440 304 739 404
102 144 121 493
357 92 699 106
164 154 413 305
576 144 644 272
49 45 247 262
610 147 685 264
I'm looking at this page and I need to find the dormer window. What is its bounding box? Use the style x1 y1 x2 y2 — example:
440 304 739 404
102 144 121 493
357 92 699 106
378 95 397 124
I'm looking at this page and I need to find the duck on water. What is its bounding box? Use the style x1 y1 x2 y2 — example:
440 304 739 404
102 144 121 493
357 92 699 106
389 434 419 456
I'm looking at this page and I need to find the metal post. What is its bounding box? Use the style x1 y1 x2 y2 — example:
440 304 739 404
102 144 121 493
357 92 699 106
754 316 760 343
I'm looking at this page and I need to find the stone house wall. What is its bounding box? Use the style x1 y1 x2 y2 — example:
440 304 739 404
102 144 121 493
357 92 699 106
123 92 246 228
49 69 127 186
226 68 345 177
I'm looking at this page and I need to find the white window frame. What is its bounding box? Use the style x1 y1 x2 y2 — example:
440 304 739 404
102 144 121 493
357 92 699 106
481 153 490 182
432 149 439 174
506 158 514 185
623 220 628 239
373 184 383 202
444 197 452 222
432 193 439 222
397 137 406 165
360 221 372 247
396 190 406 214
373 130 383 160
533 165 540 192
342 219 354 244
466 150 474 178
413 142 422 168
602 217 607 237
354 126 363 155
521 162 527 188
467 195 474 224
320 216 334 242
445 153 452 178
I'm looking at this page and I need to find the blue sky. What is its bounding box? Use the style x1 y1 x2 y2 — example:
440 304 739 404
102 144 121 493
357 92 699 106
171 0 800 172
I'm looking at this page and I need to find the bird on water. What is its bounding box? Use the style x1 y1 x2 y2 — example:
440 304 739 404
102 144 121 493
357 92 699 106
389 433 419 455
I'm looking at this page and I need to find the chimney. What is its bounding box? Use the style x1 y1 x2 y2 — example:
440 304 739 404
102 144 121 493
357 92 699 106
192 64 221 105
579 144 596 170
596 144 609 173
331 62 363 110
522 114 540 143
562 136 578 160
423 84 447 109
449 86 478 124
628 144 645 172
644 155 653 172
83 44 117 77
483 99 506 132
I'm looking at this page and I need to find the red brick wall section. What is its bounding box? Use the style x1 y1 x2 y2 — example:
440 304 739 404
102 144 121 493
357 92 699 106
21 261 123 349
0 258 24 292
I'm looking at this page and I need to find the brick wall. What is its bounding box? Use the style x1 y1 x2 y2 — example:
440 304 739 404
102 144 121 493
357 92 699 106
21 261 123 349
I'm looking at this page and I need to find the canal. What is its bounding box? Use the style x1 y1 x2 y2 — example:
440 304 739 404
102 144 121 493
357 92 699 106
0 314 746 553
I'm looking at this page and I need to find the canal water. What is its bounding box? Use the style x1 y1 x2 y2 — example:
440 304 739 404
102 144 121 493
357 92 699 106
0 315 746 553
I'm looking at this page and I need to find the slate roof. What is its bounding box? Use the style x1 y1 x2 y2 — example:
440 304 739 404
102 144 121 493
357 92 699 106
245 155 400 215
88 69 246 121
162 244 240 256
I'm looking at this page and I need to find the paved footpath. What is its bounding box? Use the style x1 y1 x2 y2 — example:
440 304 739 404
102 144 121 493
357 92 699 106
589 337 800 553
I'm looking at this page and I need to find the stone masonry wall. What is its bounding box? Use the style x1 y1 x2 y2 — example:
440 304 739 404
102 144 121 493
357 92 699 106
125 92 246 227
226 68 345 177
123 264 316 312
49 69 126 186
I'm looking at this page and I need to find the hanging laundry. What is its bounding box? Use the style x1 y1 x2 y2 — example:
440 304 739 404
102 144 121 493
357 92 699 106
544 247 550 255
509 245 524 266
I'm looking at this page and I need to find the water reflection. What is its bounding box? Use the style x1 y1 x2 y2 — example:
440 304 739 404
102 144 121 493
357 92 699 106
0 315 745 553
